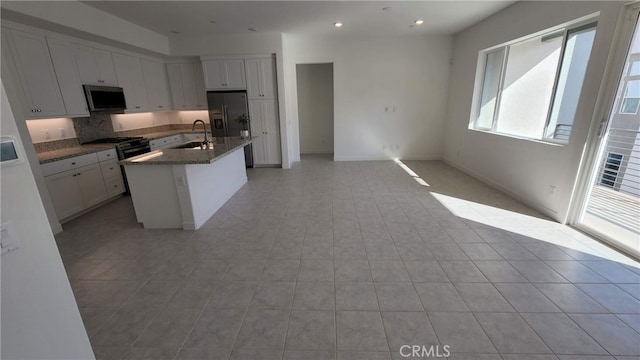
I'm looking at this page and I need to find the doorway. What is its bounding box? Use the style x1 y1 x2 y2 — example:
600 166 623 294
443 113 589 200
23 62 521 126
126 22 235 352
574 5 640 257
296 63 334 156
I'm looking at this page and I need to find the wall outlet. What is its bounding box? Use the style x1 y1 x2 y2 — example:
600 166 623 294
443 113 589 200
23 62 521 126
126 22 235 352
384 106 389 112
59 128 65 138
43 129 50 140
392 106 396 112
549 185 557 195
119 122 124 130
1 221 20 255
383 145 387 151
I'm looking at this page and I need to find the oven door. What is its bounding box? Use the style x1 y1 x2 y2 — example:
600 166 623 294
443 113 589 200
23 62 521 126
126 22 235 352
120 146 151 159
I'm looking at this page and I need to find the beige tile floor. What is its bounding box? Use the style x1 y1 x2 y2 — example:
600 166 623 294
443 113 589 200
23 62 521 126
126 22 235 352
55 156 640 360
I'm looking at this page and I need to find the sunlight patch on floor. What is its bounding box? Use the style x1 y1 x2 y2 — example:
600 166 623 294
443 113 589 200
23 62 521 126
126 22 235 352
394 159 429 186
429 192 638 266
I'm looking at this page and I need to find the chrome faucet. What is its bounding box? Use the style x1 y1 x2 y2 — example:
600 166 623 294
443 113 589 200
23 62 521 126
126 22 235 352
192 119 210 148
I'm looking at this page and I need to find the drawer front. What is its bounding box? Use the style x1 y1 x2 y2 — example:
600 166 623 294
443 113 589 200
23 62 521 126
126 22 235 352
105 176 125 197
100 160 122 179
41 152 99 177
97 148 118 162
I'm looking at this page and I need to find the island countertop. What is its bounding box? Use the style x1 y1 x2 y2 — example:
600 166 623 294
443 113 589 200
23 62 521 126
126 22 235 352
120 137 255 165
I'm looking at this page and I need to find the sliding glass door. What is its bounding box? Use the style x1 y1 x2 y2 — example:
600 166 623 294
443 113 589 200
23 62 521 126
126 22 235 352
576 6 640 257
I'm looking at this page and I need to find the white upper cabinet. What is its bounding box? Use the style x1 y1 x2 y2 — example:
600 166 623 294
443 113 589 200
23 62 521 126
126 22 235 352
180 63 198 109
193 62 207 109
46 37 89 117
2 28 67 118
246 57 276 100
141 59 172 111
74 44 118 86
167 62 206 110
167 63 186 109
112 52 149 112
202 59 245 90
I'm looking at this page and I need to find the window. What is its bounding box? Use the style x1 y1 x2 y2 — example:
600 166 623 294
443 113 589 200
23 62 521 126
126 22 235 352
472 21 597 143
630 61 640 76
620 80 640 114
600 152 623 188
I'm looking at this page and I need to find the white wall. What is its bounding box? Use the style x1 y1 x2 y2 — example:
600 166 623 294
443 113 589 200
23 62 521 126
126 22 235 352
297 63 334 154
443 1 625 222
282 34 453 161
26 117 77 143
111 112 172 132
0 81 94 360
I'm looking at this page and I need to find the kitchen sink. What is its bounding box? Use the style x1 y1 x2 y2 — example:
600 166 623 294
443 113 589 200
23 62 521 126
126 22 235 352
172 141 209 149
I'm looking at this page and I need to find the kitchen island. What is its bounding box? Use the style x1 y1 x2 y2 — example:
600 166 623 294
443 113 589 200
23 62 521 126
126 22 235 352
121 137 254 230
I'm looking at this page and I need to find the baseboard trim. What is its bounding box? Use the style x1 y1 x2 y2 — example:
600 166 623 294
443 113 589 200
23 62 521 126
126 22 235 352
442 157 561 222
333 155 442 162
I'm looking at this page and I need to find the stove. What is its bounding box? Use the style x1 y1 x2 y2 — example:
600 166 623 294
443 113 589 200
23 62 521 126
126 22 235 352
82 137 150 155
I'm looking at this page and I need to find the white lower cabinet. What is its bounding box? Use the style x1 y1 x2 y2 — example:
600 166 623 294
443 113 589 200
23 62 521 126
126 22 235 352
46 169 86 220
43 148 123 222
100 159 125 197
76 164 109 208
248 99 281 165
46 163 107 220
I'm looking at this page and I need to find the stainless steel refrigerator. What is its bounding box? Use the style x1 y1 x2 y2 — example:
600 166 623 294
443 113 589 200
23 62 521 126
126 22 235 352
207 90 253 167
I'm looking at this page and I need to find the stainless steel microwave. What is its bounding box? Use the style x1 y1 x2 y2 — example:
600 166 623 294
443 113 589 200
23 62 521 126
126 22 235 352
83 85 127 112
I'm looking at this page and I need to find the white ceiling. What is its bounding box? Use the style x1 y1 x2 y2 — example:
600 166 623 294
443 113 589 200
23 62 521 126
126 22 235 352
83 1 517 37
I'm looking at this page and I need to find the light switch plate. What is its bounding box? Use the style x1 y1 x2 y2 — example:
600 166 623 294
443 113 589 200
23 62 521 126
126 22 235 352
1 221 20 255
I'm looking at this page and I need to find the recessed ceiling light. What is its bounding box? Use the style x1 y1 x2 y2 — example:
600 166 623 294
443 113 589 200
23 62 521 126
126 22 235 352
248 28 258 32
170 30 181 34
382 7 391 11
414 20 424 25
334 22 343 28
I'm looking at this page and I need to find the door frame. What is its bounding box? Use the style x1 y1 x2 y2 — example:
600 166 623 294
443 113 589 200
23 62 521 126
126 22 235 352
295 62 335 158
568 2 640 258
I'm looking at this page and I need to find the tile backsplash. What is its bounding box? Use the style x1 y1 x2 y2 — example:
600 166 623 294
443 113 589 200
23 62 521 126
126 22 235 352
72 112 116 143
29 110 211 147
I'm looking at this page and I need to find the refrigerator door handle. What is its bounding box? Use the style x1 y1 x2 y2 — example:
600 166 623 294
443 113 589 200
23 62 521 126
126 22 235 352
222 105 229 137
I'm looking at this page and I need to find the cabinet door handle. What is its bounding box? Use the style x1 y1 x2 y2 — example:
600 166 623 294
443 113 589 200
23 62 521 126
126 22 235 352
135 106 141 109
109 167 114 170
159 106 163 108
71 162 76 165
98 80 105 83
